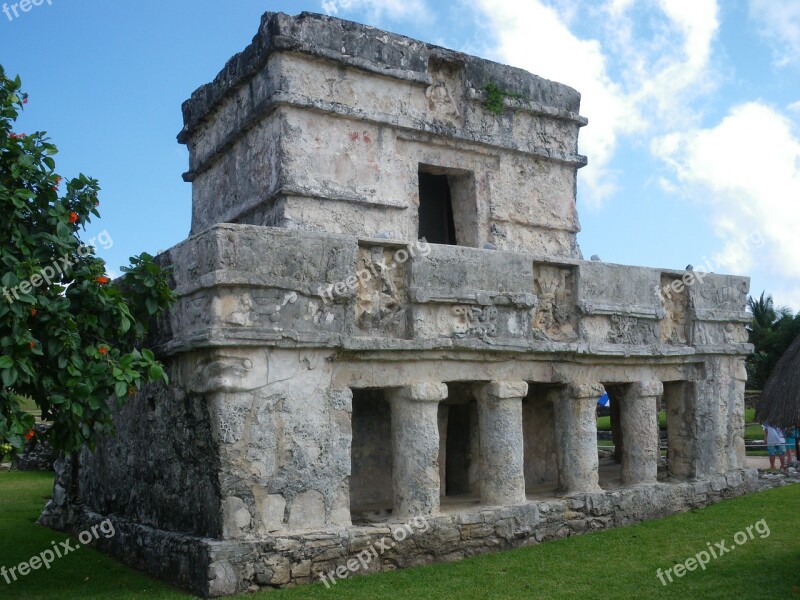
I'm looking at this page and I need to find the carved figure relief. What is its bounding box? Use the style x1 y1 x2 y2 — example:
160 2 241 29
723 322 747 344
697 279 749 310
263 292 298 324
355 245 407 337
225 293 257 327
693 322 748 345
607 315 658 345
452 305 497 342
425 81 460 119
532 264 577 341
659 276 689 345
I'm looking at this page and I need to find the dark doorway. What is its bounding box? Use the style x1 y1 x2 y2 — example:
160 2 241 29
350 389 393 519
445 403 472 495
418 171 457 245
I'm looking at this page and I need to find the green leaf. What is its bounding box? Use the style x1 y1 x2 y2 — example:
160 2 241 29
148 364 164 381
0 355 14 369
115 381 128 398
1 367 18 387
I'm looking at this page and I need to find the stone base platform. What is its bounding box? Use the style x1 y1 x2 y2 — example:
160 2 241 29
39 469 759 597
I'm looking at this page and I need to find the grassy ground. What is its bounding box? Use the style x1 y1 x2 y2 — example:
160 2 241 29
1 472 798 599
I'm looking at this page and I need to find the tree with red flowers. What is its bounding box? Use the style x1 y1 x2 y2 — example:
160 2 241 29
0 66 175 454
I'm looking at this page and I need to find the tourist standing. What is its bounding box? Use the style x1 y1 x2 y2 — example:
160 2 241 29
762 423 786 469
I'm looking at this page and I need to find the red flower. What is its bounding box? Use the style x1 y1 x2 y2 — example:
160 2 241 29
25 430 35 441
30 308 37 317
96 276 110 285
68 211 78 224
98 346 108 355
128 386 135 397
29 341 35 349
23 97 28 105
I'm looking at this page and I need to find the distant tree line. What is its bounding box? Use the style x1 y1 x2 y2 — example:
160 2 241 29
746 292 800 390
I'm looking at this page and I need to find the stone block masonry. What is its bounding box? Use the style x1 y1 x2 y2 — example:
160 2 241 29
39 11 756 597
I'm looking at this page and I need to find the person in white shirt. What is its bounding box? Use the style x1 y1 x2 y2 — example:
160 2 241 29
762 423 786 469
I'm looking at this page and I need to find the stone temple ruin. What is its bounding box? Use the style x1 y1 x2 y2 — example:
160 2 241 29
41 11 758 597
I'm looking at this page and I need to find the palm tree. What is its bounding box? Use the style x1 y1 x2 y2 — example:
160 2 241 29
747 292 791 333
746 292 800 389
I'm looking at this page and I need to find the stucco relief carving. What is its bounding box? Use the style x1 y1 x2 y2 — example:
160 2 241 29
697 278 750 310
224 293 257 327
452 305 497 341
693 322 748 345
425 81 460 119
355 246 407 337
532 264 577 341
607 314 658 345
190 351 269 394
660 276 689 345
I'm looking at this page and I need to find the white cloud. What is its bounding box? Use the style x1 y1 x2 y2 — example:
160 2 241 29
473 0 720 207
321 0 430 23
749 0 800 67
788 100 800 113
652 102 800 305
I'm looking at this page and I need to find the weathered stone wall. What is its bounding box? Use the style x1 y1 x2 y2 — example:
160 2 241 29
153 223 750 360
180 12 586 259
45 468 759 596
74 372 222 537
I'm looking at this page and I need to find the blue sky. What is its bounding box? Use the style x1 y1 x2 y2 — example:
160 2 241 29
2 0 799 309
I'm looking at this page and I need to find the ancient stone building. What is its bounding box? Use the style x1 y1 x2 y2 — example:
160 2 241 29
41 12 757 597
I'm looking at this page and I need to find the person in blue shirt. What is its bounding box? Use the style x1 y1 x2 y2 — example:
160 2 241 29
762 423 786 469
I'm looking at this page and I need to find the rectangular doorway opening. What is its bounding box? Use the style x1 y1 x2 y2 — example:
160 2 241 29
350 389 393 522
445 403 473 495
599 383 626 490
418 171 457 245
437 382 480 508
522 384 558 496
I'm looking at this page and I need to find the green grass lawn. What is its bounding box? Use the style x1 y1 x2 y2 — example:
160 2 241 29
1 472 799 599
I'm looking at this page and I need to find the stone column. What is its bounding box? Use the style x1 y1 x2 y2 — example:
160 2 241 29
663 381 697 479
554 383 603 494
620 381 663 485
388 383 448 517
476 381 528 506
